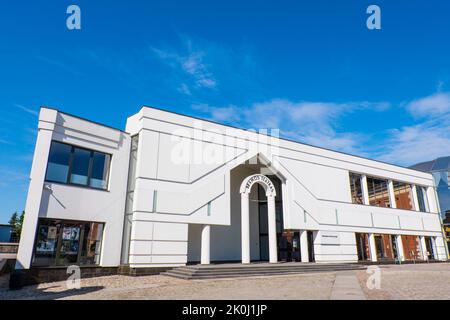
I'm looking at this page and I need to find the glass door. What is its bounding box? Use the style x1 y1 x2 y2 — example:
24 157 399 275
374 235 385 259
307 231 315 262
391 236 399 260
56 222 83 265
356 233 370 261
424 237 435 260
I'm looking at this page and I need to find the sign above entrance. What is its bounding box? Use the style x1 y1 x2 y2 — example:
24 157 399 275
240 174 276 197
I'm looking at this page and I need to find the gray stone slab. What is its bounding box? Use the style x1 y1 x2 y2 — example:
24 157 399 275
330 272 366 300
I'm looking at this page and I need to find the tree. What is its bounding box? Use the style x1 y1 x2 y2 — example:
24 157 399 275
8 212 18 228
8 211 24 242
17 211 25 239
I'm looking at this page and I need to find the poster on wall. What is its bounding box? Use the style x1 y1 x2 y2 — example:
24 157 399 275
70 227 80 240
36 239 56 253
62 227 71 240
62 227 80 240
48 226 57 239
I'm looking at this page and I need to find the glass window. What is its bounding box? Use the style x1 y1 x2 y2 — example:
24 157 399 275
70 148 91 185
57 222 83 265
393 181 415 210
80 222 103 265
367 176 391 207
349 173 363 204
90 152 110 189
416 186 429 212
33 220 60 266
45 141 111 190
32 218 104 267
46 142 71 183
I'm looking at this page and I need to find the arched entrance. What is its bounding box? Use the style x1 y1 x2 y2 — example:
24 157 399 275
240 174 277 263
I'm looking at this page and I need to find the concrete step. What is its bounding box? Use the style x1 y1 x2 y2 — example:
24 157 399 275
176 263 365 271
172 266 365 275
162 263 366 280
164 268 361 280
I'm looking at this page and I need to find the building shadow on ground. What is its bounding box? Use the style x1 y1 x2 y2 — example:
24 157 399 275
1 283 104 300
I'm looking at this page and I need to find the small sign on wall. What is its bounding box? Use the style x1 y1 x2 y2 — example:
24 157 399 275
321 231 340 245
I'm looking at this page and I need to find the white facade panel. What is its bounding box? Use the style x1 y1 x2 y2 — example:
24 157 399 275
16 106 447 273
131 220 154 240
153 222 188 241
151 241 188 255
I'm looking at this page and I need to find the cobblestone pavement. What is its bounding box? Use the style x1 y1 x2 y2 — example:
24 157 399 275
0 272 335 300
357 263 450 300
0 263 449 300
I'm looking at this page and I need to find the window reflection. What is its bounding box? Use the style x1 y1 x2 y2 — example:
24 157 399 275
90 152 111 189
45 141 111 190
416 186 429 212
367 177 391 207
46 142 71 183
393 181 414 210
70 148 90 185
33 218 104 267
349 173 364 204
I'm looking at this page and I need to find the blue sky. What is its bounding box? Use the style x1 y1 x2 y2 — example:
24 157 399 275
1 0 450 223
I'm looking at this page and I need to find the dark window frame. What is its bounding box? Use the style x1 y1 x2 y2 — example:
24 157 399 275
31 217 105 267
45 140 111 191
416 185 429 212
366 176 391 208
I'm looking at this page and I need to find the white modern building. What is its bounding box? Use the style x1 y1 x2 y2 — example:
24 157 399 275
15 106 447 275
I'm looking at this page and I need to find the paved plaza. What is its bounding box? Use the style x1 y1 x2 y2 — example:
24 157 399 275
0 263 449 300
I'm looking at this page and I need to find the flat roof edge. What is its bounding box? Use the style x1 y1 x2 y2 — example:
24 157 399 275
40 106 129 134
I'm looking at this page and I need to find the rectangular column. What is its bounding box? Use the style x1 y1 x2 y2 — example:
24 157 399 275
388 180 397 209
361 175 370 205
267 195 278 263
300 230 309 262
420 236 428 260
426 186 438 213
396 235 405 262
412 185 420 211
369 233 378 262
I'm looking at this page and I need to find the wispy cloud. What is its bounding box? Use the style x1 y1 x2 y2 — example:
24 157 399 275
406 92 450 118
376 92 450 165
194 99 389 156
151 37 217 94
14 104 38 116
193 92 450 166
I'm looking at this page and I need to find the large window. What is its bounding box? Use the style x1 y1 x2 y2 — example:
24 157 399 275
349 173 364 204
45 141 111 190
33 218 104 267
393 181 415 210
367 177 391 208
367 176 391 207
401 235 422 260
416 186 429 212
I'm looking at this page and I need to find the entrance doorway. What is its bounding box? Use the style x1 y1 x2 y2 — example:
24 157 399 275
374 234 395 261
278 230 300 262
355 233 370 261
424 237 435 260
240 173 280 263
391 236 399 260
307 231 315 262
257 176 290 261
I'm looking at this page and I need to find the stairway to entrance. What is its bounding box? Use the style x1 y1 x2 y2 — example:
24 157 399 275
162 262 367 280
